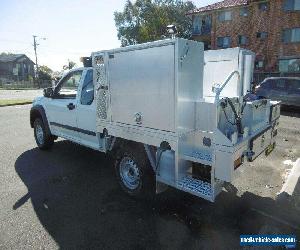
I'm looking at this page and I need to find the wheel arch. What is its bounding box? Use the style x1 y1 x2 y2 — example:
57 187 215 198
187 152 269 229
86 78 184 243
113 138 156 198
30 105 51 135
111 137 168 173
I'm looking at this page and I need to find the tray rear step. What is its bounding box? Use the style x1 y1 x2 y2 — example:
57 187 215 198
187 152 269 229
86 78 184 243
177 176 214 201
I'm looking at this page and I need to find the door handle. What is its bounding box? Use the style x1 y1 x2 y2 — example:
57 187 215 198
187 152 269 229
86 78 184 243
67 103 75 110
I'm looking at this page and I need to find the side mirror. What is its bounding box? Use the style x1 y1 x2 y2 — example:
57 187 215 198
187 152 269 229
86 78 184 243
43 87 54 98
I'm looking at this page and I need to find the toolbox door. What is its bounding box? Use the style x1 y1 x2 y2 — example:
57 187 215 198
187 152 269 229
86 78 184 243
108 44 175 132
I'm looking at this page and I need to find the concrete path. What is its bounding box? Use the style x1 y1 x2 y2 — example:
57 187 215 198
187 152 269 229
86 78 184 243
280 159 300 195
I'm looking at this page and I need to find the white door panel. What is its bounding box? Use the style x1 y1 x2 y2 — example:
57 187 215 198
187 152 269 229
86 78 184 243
76 69 99 149
76 101 98 148
47 98 79 141
46 70 83 142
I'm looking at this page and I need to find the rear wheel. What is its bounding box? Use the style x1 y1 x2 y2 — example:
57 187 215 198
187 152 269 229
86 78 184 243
33 118 54 150
114 142 155 199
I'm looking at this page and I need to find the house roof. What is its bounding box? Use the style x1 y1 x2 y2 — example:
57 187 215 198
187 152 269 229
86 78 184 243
187 0 248 15
0 53 34 64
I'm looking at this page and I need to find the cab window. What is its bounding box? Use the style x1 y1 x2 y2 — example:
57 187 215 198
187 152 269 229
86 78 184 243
260 79 275 89
81 70 94 105
55 70 83 98
287 79 300 93
261 79 286 90
273 79 286 90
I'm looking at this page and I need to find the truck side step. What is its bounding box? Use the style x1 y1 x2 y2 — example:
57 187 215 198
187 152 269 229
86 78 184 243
177 176 213 201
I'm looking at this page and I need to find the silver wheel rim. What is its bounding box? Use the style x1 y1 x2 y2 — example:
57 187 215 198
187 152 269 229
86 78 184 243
119 156 140 190
35 123 44 145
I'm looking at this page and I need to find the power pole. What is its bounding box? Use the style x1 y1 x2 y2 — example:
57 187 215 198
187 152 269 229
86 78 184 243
33 35 39 88
33 35 46 88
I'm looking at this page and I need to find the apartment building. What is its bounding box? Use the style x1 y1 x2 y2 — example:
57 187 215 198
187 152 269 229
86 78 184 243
187 0 300 73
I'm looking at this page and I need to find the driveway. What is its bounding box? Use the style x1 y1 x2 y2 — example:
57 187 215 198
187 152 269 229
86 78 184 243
0 105 299 249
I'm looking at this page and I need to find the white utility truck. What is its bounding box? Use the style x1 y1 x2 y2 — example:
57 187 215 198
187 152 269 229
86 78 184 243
30 38 280 201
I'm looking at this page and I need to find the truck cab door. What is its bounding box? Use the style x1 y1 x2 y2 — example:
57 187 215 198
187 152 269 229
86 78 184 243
76 69 99 149
46 70 83 142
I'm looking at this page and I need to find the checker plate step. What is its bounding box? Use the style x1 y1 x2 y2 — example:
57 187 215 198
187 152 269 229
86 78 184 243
178 176 212 197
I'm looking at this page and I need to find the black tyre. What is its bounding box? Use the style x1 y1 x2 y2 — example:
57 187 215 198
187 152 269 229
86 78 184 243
33 118 54 150
114 141 155 199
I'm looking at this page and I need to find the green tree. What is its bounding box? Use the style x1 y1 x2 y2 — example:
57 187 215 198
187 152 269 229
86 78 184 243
63 60 76 70
38 65 53 80
114 0 195 46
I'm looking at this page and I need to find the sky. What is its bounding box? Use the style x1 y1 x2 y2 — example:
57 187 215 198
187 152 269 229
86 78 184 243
0 0 219 71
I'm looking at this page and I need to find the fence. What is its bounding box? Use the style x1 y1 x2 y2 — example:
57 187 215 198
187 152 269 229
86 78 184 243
0 79 52 89
253 72 300 83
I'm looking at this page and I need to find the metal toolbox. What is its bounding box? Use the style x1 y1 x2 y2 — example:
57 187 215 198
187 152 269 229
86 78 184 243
92 38 204 133
203 48 255 102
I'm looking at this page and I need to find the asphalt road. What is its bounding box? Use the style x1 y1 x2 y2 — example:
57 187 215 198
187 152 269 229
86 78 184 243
0 105 299 249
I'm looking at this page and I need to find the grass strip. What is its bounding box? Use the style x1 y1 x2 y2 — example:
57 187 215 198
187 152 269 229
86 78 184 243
0 99 32 107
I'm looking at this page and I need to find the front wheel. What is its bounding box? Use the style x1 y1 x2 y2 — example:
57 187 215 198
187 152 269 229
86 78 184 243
33 118 54 150
114 142 155 199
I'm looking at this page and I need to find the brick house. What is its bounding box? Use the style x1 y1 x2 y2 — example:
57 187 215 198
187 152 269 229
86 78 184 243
187 0 300 74
0 53 35 81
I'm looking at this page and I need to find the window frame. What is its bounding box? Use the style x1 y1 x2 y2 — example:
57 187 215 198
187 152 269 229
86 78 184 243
237 35 248 45
257 31 268 40
283 0 300 11
282 27 300 43
192 15 212 35
255 60 264 70
217 36 231 48
258 2 269 11
80 69 94 105
279 58 300 72
192 15 201 34
218 10 232 22
240 7 249 16
54 70 83 99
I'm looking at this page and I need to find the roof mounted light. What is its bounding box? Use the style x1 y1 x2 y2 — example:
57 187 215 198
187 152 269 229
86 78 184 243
166 25 177 39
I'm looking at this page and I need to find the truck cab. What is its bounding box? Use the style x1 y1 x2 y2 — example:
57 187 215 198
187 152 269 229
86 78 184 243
31 67 100 150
